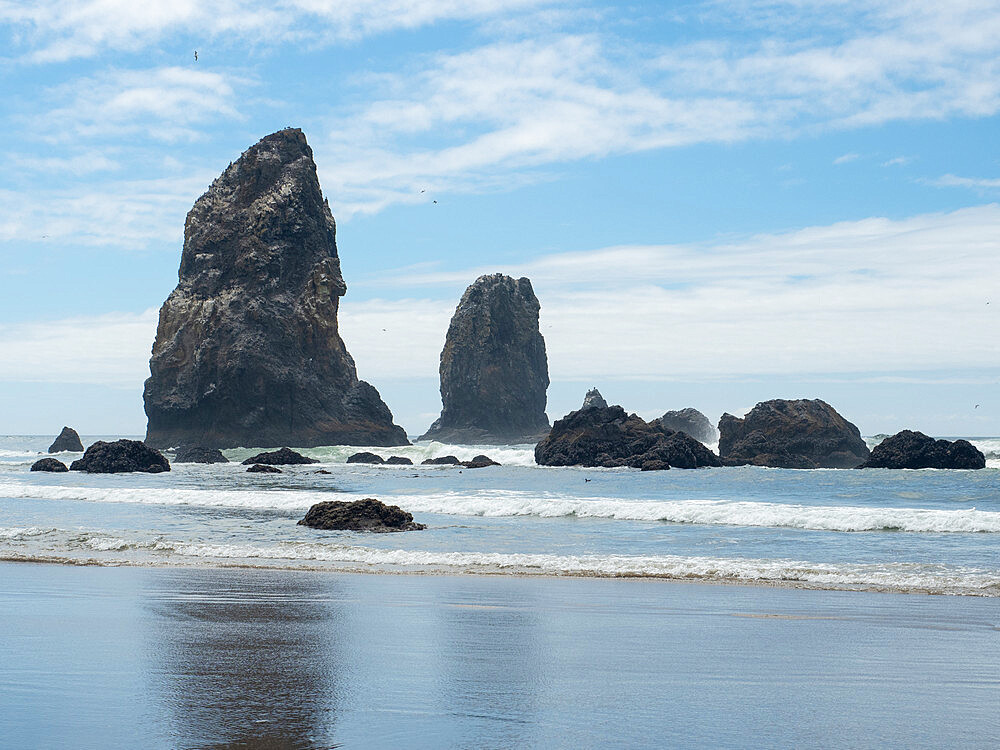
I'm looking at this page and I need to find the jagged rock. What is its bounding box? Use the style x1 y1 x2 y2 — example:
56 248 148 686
241 447 318 465
462 454 500 468
70 440 170 474
247 464 282 473
718 399 869 469
421 455 461 465
347 452 384 464
298 498 426 532
31 458 68 472
143 128 408 450
858 430 985 469
535 405 721 469
419 274 550 444
581 388 609 410
174 446 229 464
385 456 413 465
659 408 718 445
48 427 83 453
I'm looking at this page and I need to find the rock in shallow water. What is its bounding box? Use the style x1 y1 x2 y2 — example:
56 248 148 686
347 452 384 464
384 456 413 465
31 458 68 472
241 448 318 465
173 446 229 464
247 464 282 473
298 498 426 532
70 440 170 474
48 427 84 453
858 430 985 469
421 455 461 465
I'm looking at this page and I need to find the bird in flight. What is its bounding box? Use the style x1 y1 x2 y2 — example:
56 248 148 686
194 51 198 61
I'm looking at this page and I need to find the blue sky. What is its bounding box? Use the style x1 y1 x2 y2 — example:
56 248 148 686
1 0 999 437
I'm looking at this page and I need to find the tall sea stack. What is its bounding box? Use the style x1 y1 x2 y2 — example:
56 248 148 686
419 274 550 444
143 128 408 449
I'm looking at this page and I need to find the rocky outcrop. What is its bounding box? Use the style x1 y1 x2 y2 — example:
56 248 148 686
298 498 426 532
347 452 384 464
174 446 229 463
421 455 461 465
535 405 721 469
718 399 869 469
858 430 985 469
247 464 282 473
581 388 608 410
419 274 550 444
385 456 413 465
241 447 317 465
31 458 68 472
48 427 83 453
143 128 407 450
462 454 500 468
70 440 170 473
659 408 718 445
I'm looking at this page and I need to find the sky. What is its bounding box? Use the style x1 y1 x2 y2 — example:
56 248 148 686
1 0 999 437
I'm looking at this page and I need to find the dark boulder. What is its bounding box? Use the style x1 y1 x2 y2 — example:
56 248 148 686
241 447 318 465
718 399 869 469
640 460 670 472
48 427 84 453
581 388 609 410
462 454 500 468
419 274 550 444
421 455 461 465
858 430 985 469
385 456 413 465
70 440 170 474
174 445 229 464
247 464 282 473
535 405 721 469
659 408 718 445
31 458 68 472
298 498 426 532
143 128 408 450
347 452 384 464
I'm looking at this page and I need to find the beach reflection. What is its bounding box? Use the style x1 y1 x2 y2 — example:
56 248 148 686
144 569 343 750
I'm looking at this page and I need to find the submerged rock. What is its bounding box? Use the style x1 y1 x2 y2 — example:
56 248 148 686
421 455 461 465
419 274 550 444
241 447 318 465
347 452 384 464
718 399 869 469
298 498 426 532
31 458 68 472
70 439 170 474
48 427 83 453
174 446 229 464
858 430 985 469
143 128 407 450
534 405 721 469
659 408 718 445
581 388 609 410
247 464 282 473
385 456 413 465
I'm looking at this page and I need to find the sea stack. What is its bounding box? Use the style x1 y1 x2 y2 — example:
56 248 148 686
419 274 550 444
48 427 84 453
143 128 407 449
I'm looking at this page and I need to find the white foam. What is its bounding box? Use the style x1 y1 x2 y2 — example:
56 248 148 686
0 525 55 540
223 441 538 466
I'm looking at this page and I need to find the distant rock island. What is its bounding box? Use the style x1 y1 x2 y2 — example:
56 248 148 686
718 398 869 469
419 274 550 444
48 426 83 453
143 128 407 450
658 408 717 445
858 430 985 469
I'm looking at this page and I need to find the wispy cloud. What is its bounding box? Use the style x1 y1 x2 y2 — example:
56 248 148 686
929 174 1000 190
833 152 860 165
880 156 913 167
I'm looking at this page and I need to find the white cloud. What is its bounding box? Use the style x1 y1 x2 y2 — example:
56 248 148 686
880 156 912 167
833 152 860 165
930 174 1000 190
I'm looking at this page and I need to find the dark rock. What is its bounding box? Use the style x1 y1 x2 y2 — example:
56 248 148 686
640 460 670 472
247 464 282 473
70 439 170 474
48 427 84 453
143 128 408 450
298 498 426 532
385 456 413 465
462 454 500 468
421 455 461 465
581 388 609 410
241 447 318 465
718 399 869 469
858 430 985 469
419 274 550 444
659 408 718 445
535 405 721 469
347 452 384 464
174 445 229 464
314 469 332 474
31 458 68 472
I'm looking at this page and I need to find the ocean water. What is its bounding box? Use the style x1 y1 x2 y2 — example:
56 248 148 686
2 434 999 596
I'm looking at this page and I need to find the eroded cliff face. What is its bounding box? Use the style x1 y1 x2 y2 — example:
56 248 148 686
419 274 550 444
143 128 407 449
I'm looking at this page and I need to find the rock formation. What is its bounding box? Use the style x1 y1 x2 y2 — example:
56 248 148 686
718 399 869 469
173 446 229 464
858 430 985 469
347 452 384 464
385 456 413 465
421 455 461 465
581 388 609 410
462 454 500 468
143 128 407 450
31 458 68 472
48 427 83 453
298 498 426 532
247 464 282 473
70 439 170 473
535 404 721 469
419 274 550 444
241 447 317 465
659 408 718 445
